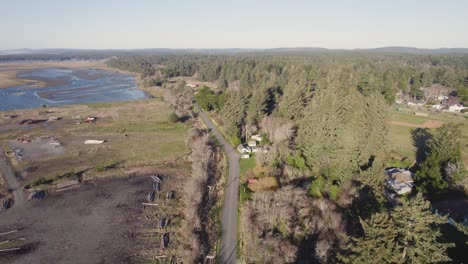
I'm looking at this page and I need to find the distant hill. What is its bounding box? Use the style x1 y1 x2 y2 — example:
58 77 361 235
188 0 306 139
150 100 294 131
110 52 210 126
1 46 468 57
357 46 468 54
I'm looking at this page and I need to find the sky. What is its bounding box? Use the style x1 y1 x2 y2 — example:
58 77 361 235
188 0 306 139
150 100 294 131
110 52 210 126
1 0 467 50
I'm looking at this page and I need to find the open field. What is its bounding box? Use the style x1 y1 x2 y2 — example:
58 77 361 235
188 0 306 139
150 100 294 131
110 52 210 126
0 170 188 264
388 109 468 167
0 96 194 263
0 60 134 89
0 99 187 188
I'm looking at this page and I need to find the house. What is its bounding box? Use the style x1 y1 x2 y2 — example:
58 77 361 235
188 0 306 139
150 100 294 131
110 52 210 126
251 134 263 141
237 144 252 154
442 96 465 113
241 154 250 159
431 104 443 110
386 168 414 195
407 101 425 107
186 83 198 88
247 140 257 147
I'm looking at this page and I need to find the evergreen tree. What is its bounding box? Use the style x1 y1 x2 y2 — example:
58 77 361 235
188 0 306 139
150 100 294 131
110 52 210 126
339 194 453 263
415 154 447 195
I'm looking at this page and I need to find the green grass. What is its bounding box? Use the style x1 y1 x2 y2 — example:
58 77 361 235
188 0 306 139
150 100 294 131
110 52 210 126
240 157 256 178
388 125 417 160
389 109 468 167
391 111 428 124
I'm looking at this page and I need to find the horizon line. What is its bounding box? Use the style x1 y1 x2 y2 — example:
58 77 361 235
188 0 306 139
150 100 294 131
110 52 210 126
2 46 468 51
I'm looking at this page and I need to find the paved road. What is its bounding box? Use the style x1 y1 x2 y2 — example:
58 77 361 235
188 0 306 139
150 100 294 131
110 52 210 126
195 104 239 264
0 152 26 208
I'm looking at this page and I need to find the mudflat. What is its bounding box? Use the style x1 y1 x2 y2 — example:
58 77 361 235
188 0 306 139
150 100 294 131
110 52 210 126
0 60 133 89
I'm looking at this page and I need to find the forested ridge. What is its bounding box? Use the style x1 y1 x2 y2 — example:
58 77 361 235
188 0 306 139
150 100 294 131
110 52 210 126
108 52 468 263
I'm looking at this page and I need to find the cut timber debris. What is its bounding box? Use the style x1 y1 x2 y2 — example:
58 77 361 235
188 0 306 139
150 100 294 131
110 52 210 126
147 191 156 203
84 140 105 144
2 198 11 210
166 190 175 199
151 175 162 183
28 190 46 201
0 230 18 236
0 247 21 252
141 202 158 206
160 233 169 249
153 182 161 191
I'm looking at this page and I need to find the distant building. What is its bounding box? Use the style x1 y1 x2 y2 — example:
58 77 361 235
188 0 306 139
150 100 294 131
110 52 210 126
237 144 252 154
414 112 429 117
251 134 263 141
247 140 257 147
407 101 425 107
386 168 414 195
431 104 443 110
442 96 465 112
241 154 250 159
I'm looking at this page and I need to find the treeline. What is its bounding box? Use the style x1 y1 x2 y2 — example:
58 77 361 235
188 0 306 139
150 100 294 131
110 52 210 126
108 52 467 263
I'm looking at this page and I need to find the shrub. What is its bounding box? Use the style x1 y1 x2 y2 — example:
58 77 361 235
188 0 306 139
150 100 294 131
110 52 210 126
309 176 325 197
168 112 179 123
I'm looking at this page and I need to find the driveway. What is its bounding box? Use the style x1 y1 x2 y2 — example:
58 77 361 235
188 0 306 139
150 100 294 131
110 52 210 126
195 104 239 264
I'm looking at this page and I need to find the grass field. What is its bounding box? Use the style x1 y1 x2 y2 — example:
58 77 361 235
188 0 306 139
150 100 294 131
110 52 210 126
388 109 468 167
0 98 188 186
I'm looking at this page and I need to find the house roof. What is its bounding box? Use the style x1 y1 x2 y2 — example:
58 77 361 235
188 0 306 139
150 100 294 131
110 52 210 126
442 96 462 107
385 168 414 195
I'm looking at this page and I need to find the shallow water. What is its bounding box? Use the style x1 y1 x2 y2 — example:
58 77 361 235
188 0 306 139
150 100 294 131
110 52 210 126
0 67 148 111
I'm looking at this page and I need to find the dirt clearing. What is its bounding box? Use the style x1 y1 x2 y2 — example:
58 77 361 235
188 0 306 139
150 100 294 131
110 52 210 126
0 174 178 264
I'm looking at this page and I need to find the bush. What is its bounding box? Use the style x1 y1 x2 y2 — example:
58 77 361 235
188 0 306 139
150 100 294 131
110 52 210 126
329 185 342 201
286 153 307 170
309 176 325 197
168 112 179 123
230 134 241 146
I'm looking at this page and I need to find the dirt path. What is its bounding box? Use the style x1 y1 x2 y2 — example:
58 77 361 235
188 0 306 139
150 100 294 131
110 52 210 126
391 120 445 128
195 103 239 264
0 152 25 208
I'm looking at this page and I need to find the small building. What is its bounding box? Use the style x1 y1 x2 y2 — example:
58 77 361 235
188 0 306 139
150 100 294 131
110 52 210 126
237 144 252 154
442 96 465 113
247 140 257 147
386 168 414 195
431 104 443 110
241 154 250 159
414 112 429 117
407 101 425 107
251 134 263 141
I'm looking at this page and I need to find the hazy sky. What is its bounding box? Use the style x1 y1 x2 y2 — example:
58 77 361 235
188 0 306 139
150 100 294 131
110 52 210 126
1 0 467 49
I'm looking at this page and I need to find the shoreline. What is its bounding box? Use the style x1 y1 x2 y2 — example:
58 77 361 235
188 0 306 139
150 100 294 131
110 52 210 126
0 59 138 89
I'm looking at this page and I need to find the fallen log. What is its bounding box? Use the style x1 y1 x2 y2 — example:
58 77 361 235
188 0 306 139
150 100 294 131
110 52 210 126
141 202 159 206
0 247 21 252
0 230 18 236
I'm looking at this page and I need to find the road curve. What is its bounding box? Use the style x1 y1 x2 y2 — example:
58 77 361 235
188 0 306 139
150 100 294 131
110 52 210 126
0 152 26 208
195 103 239 264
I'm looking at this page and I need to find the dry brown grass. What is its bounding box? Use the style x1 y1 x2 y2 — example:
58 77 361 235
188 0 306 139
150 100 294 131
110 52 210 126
0 99 188 184
247 177 278 192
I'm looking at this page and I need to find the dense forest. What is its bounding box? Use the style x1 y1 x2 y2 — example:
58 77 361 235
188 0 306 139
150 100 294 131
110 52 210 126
107 52 468 263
